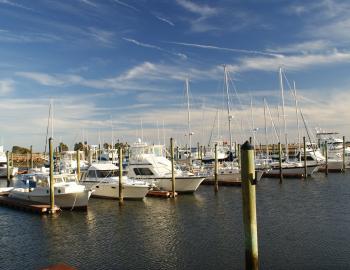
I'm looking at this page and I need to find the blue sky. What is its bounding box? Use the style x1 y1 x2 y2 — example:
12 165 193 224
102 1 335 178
1 0 350 150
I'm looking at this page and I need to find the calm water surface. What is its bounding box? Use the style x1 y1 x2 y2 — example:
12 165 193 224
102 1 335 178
1 172 350 270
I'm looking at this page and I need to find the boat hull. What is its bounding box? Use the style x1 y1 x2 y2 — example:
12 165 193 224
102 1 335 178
82 182 149 199
263 164 318 178
8 189 92 209
145 176 205 193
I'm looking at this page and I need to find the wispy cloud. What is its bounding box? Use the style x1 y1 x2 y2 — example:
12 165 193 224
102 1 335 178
0 30 61 43
16 72 64 86
0 0 32 11
123 37 187 60
176 0 218 17
237 51 350 72
268 40 332 54
0 79 14 95
155 15 174 26
87 27 115 45
112 0 139 12
168 41 282 57
79 0 97 7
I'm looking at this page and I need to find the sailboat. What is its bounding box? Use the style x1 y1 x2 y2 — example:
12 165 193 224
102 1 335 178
263 68 318 178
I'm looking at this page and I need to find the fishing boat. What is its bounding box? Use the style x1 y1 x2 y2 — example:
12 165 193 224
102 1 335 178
80 162 150 199
0 146 18 178
8 173 92 209
128 140 205 193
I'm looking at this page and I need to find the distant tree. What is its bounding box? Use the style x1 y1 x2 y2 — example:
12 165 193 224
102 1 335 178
103 142 111 150
74 142 84 151
12 146 30 154
59 142 69 152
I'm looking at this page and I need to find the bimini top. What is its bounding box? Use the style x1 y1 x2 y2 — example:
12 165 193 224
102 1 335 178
88 162 118 171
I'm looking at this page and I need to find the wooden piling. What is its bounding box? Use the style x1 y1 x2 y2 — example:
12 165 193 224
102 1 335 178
30 145 33 169
49 138 55 213
343 136 346 172
119 147 124 204
6 151 10 187
237 144 241 168
325 141 328 176
278 142 283 183
170 138 176 198
241 141 259 270
214 143 219 193
303 137 307 178
76 150 81 181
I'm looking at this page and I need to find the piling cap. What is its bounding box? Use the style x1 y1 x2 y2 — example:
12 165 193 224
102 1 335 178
241 141 254 150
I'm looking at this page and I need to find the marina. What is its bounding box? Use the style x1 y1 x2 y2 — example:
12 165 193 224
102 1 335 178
1 0 350 269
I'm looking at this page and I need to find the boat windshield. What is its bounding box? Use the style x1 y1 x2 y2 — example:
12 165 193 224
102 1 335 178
90 170 119 178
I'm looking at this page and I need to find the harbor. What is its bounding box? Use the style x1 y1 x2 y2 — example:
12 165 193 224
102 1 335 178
2 0 350 269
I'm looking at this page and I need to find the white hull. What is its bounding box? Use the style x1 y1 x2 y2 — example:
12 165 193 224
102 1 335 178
264 164 318 177
205 170 264 182
319 160 343 171
8 189 92 209
144 176 205 193
83 181 149 199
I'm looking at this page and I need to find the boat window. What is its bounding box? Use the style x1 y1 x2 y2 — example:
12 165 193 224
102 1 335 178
88 170 97 178
96 170 118 178
133 168 154 176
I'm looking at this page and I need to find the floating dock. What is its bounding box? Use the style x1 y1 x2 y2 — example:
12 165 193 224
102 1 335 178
0 195 60 214
147 190 178 198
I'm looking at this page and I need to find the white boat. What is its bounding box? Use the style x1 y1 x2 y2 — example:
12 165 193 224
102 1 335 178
0 146 18 178
59 150 90 174
263 161 318 178
9 173 92 209
128 140 205 193
81 162 149 200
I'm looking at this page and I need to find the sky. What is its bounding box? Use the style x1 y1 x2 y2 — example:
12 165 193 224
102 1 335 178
1 0 350 151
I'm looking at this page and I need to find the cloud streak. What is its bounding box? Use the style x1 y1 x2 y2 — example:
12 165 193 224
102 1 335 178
0 0 32 11
112 0 139 12
155 15 175 26
123 37 187 60
168 41 282 57
176 0 217 17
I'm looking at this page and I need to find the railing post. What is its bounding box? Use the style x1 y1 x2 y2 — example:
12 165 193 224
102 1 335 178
76 150 81 180
6 151 11 187
278 142 283 183
303 137 307 178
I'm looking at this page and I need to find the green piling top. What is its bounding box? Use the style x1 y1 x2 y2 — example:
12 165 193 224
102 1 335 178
241 141 254 150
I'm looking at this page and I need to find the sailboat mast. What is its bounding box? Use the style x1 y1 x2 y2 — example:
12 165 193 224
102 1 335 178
250 95 255 148
51 99 54 139
279 67 288 159
224 65 232 151
185 78 192 155
293 81 301 158
264 98 268 158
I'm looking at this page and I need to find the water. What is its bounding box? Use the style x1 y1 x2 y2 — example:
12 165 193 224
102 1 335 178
1 172 350 269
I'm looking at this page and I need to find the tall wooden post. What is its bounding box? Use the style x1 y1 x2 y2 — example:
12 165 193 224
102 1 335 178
278 142 283 183
170 138 176 198
76 150 81 181
325 141 328 176
30 145 33 169
49 138 55 213
197 142 200 159
119 147 124 204
214 143 219 193
303 137 307 178
343 136 346 172
237 144 241 169
241 141 259 270
6 151 11 187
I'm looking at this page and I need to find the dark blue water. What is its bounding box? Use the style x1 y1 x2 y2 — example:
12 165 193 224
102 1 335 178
1 172 350 270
